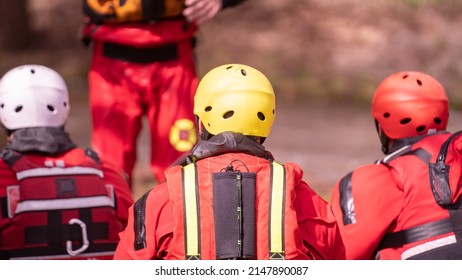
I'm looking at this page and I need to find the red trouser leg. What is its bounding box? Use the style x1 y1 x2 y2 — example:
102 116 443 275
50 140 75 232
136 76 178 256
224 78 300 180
145 40 198 183
88 42 143 186
88 40 198 185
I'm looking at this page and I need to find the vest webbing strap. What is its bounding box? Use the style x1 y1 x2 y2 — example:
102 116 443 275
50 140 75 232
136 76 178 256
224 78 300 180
182 163 200 260
378 218 454 250
269 161 285 260
182 161 286 260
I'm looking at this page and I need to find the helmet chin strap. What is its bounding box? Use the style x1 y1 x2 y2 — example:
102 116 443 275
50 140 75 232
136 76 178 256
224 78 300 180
195 116 213 141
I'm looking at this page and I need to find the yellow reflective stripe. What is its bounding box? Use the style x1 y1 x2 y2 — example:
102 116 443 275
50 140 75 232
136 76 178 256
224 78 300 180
269 161 285 259
183 163 200 259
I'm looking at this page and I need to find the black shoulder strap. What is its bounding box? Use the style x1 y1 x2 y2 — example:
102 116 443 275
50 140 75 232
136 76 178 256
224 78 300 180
435 130 462 163
84 148 101 165
378 218 454 250
377 145 432 166
428 131 462 207
338 172 356 226
378 131 462 251
133 190 151 251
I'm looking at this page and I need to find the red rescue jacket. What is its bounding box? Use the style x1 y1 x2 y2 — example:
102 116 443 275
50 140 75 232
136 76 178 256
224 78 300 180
165 158 309 259
115 147 345 259
331 131 462 259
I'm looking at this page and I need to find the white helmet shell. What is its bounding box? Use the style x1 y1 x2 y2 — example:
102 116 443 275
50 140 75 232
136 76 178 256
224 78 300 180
0 65 70 130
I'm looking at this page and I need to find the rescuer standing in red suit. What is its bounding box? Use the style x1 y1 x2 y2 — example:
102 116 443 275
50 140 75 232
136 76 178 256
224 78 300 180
82 0 247 186
113 64 346 260
330 71 462 259
0 65 133 259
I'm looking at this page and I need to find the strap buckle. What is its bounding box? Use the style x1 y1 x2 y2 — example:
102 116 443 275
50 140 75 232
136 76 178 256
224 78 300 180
66 218 90 256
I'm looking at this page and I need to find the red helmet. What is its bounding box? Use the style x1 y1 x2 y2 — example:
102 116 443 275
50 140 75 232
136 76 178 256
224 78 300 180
372 71 449 140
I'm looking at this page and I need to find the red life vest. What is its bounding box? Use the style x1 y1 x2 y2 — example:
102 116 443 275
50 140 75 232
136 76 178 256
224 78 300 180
0 148 124 259
165 155 309 260
376 132 462 259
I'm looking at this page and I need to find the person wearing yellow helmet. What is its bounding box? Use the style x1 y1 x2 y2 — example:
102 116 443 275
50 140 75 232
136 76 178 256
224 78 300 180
114 64 345 260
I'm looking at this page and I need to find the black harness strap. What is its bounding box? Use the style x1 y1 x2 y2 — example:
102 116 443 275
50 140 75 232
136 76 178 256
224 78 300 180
1 243 117 260
402 148 432 163
25 222 109 244
378 218 454 250
1 196 8 219
338 172 356 225
133 191 150 251
85 148 101 165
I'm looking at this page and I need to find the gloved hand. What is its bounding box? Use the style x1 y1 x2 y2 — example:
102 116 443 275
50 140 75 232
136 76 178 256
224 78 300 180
183 0 223 25
83 0 117 24
83 0 185 23
83 0 143 23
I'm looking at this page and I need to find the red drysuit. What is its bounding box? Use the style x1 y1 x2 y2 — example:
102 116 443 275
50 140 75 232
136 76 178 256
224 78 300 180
84 20 199 185
330 131 462 259
114 133 345 260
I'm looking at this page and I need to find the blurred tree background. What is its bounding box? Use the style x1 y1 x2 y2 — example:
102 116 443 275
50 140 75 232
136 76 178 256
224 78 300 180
1 0 462 198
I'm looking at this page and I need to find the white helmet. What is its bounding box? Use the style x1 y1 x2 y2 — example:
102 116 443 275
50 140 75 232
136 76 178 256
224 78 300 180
0 65 70 130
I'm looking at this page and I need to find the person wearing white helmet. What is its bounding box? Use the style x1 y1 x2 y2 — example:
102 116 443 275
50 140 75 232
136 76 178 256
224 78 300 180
0 64 133 260
114 64 345 260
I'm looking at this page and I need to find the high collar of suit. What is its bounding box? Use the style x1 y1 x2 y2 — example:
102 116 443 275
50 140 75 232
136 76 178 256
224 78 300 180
387 131 449 154
180 131 273 165
7 127 77 155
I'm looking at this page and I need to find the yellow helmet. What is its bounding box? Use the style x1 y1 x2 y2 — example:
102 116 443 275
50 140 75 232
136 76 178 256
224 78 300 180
194 64 276 138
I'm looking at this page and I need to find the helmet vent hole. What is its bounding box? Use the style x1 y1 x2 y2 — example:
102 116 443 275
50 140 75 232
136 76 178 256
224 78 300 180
273 109 275 115
30 69 35 74
383 112 390 118
223 111 234 119
47 105 55 112
257 112 265 121
416 125 426 133
63 102 68 107
402 74 409 79
15 106 23 113
434 118 442 125
241 69 247 76
205 106 212 112
400 118 411 125
416 79 422 86
0 103 4 109
226 66 233 70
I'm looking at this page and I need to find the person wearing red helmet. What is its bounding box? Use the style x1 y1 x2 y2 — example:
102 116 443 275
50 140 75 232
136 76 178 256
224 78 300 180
330 71 462 259
114 64 346 260
0 65 133 259
81 0 247 186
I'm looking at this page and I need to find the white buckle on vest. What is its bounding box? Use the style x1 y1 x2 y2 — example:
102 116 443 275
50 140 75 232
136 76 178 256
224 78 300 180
66 218 90 256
